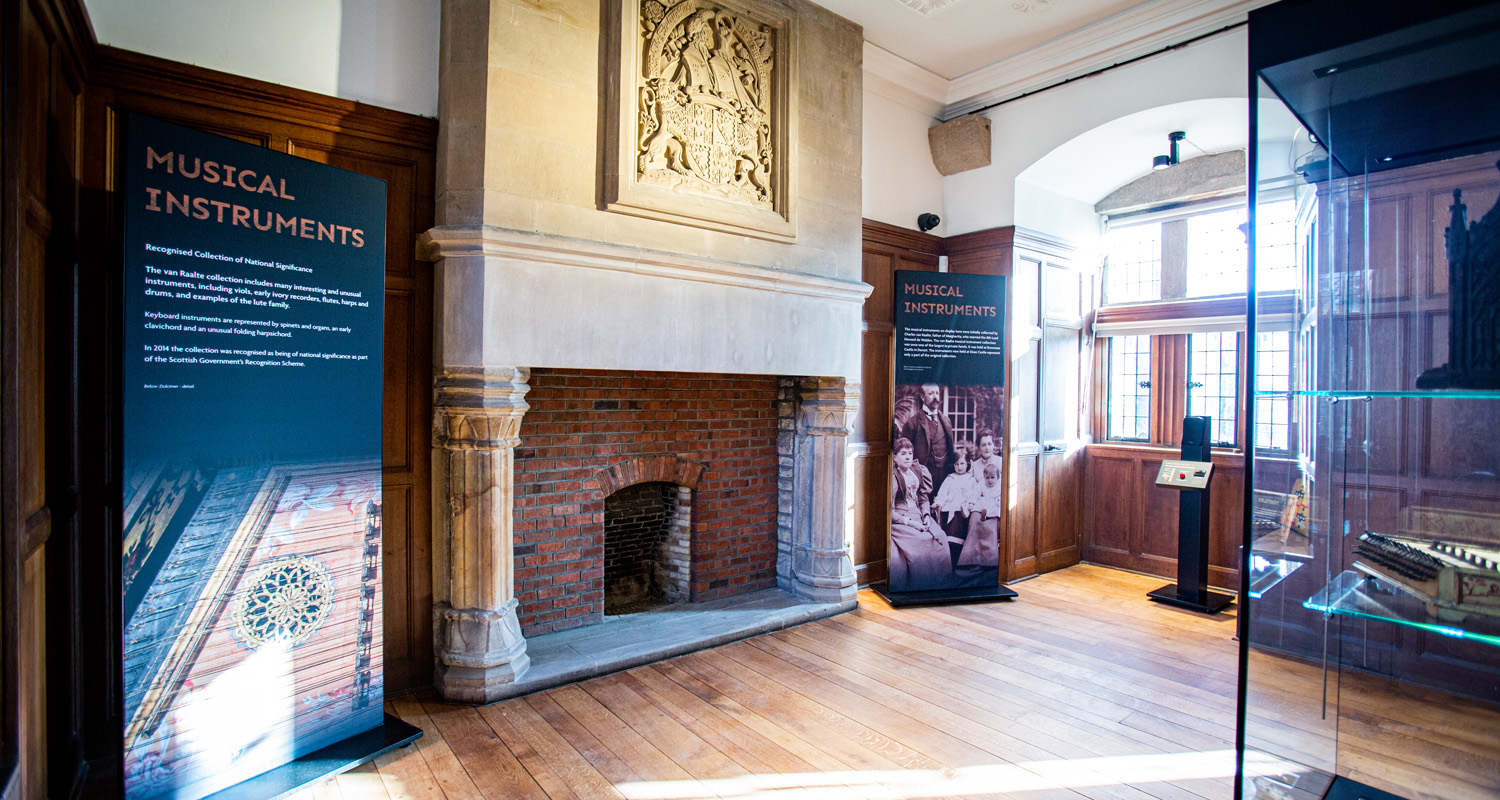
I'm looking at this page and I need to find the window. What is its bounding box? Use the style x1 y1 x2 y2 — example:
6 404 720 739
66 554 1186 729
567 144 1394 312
1104 222 1161 304
1186 206 1247 298
1095 197 1304 452
1188 332 1239 446
1108 336 1151 442
1255 331 1294 451
945 391 976 448
1105 198 1297 301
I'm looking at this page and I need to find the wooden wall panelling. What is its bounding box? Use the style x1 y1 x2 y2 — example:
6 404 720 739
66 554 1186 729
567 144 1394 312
1081 444 1243 590
1038 452 1082 572
40 6 93 795
4 0 94 795
1036 250 1087 575
947 227 1026 580
78 46 438 707
1079 452 1134 562
855 220 941 586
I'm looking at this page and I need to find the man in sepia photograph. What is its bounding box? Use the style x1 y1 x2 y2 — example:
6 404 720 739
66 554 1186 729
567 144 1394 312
902 382 956 490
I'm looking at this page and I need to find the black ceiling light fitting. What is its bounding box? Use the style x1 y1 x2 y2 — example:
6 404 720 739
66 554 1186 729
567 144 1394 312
1153 130 1186 170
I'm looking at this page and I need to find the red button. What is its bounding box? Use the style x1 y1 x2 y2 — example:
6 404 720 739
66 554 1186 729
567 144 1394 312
1178 473 1186 479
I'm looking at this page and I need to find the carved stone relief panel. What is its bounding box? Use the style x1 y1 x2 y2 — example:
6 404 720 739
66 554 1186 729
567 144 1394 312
638 1 775 208
607 0 797 242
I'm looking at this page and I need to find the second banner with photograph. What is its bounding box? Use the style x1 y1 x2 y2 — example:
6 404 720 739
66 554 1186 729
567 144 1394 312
890 270 1007 593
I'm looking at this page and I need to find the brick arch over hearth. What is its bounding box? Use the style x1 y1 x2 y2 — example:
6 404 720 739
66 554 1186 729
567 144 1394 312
594 455 707 499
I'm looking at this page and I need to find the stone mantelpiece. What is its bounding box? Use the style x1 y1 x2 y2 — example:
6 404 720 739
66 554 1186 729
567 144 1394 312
418 225 868 378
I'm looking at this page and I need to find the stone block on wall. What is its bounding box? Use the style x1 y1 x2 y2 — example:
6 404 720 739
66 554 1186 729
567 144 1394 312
928 114 992 177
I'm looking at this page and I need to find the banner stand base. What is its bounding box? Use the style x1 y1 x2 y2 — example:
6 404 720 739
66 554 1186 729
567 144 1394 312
203 714 422 800
871 581 1017 608
1146 583 1235 614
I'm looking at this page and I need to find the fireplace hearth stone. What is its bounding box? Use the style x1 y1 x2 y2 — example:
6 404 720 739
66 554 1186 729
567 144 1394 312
472 587 854 702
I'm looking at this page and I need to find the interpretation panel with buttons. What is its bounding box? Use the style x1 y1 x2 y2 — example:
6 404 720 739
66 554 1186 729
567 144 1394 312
1154 459 1214 490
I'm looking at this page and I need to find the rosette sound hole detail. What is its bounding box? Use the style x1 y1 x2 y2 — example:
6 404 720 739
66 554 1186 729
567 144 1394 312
231 555 336 648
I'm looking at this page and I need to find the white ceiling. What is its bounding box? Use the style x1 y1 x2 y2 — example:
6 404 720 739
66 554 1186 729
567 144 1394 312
811 0 1273 115
811 0 1153 80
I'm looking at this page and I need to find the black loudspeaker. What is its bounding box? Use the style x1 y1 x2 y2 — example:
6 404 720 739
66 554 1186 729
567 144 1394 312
1182 415 1210 455
1147 416 1235 614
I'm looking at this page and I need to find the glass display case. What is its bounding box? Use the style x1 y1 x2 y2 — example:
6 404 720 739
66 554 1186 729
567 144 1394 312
1242 2 1500 799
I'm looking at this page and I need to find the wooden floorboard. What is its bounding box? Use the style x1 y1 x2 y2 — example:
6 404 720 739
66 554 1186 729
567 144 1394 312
295 565 1500 800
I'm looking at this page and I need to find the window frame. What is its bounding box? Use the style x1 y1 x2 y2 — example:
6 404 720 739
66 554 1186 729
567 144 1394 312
1092 193 1300 452
1105 335 1153 443
1187 330 1242 448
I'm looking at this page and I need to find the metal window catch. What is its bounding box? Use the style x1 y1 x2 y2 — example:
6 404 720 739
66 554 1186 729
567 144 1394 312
1138 380 1151 388
1188 381 1204 388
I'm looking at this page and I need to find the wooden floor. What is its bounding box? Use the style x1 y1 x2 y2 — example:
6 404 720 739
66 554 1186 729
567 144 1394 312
293 565 1500 800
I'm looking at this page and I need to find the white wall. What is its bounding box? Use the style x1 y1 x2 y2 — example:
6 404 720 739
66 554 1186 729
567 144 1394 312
944 29 1249 237
862 89 947 235
83 0 440 117
1013 181 1101 252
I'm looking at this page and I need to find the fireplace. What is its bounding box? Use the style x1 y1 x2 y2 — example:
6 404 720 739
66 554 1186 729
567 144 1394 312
511 369 783 635
602 482 691 614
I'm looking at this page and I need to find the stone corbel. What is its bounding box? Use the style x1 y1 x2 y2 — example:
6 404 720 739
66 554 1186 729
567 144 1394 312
789 377 859 605
432 365 532 702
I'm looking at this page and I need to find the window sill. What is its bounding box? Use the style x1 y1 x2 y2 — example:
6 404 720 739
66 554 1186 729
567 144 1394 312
1088 441 1246 467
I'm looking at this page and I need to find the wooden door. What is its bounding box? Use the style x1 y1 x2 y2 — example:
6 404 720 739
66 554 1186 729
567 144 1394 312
854 221 941 586
1035 254 1088 574
1007 253 1043 580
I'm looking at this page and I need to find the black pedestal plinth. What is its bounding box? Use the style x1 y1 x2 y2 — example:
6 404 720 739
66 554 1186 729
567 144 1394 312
203 714 422 800
1323 776 1407 800
1146 583 1235 614
872 581 1017 608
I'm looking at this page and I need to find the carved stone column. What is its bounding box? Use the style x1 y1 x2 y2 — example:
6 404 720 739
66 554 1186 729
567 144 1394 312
432 366 531 702
789 377 859 605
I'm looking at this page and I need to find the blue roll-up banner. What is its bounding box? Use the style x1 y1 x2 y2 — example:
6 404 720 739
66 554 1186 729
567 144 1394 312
121 114 387 799
889 271 1007 593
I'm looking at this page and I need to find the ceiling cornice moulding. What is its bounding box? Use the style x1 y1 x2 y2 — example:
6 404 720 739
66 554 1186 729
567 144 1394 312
942 0 1270 118
863 41 947 115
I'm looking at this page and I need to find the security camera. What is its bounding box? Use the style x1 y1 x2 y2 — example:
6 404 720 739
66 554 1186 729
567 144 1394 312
917 213 940 233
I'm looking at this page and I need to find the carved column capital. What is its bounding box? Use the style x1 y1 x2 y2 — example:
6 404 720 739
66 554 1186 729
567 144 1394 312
434 366 531 450
797 377 859 437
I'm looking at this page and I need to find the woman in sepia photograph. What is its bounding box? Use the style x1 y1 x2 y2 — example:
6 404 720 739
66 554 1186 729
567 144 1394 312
889 437 954 590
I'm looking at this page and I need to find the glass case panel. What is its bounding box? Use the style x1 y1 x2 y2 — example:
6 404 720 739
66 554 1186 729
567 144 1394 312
1244 4 1500 799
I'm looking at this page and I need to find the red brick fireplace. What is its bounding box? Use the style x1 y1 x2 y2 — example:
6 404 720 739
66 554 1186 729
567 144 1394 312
512 369 782 635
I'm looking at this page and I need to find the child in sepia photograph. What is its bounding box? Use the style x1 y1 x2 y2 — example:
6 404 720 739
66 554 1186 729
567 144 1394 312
955 459 1003 586
889 436 954 590
931 439 978 566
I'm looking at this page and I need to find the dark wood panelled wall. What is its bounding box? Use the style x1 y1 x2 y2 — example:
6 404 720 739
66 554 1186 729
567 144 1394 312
856 221 1098 587
2 1 437 794
853 221 941 586
858 220 1244 593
